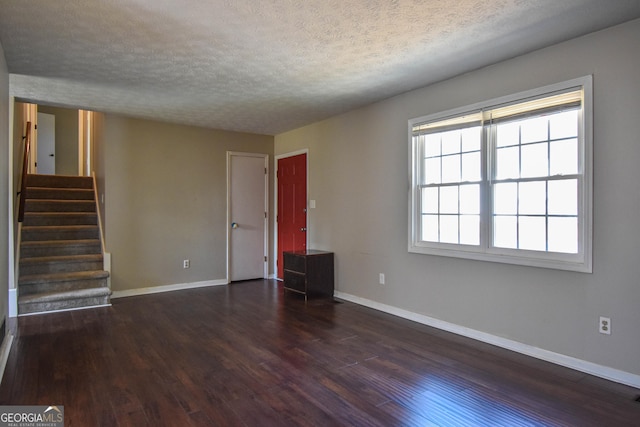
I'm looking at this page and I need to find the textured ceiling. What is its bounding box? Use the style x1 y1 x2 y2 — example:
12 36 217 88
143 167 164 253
1 1 640 135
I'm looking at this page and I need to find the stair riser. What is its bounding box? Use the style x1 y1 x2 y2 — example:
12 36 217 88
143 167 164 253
19 278 108 296
20 260 104 276
26 175 93 189
21 243 101 258
24 200 96 212
25 188 94 200
23 214 98 226
22 228 99 241
19 295 110 315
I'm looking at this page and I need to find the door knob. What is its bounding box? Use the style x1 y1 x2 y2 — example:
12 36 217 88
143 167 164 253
300 227 307 232
231 222 238 229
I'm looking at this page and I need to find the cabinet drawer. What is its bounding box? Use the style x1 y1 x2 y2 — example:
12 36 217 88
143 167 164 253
283 270 306 293
283 252 306 273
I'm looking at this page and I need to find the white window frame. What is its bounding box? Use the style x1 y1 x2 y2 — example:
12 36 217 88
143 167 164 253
408 76 593 273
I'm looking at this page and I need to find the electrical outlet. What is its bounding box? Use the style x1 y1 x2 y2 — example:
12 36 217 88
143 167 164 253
183 259 190 269
379 273 385 285
599 316 611 335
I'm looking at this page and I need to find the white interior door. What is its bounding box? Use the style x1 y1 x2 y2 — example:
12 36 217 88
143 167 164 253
36 112 56 175
228 152 268 281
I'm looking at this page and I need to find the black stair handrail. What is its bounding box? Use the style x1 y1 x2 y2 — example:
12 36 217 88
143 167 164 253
18 121 32 222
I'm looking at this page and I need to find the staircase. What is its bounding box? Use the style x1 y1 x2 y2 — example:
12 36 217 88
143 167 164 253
18 174 111 315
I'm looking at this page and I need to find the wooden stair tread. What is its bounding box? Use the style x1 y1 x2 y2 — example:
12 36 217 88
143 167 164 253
24 199 96 205
26 174 94 189
26 186 93 192
24 211 98 218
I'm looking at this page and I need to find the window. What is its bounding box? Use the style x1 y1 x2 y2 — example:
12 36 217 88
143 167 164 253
409 77 592 272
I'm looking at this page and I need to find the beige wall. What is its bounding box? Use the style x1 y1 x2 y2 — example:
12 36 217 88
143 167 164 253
0 42 9 331
102 115 273 291
37 105 78 176
275 19 640 379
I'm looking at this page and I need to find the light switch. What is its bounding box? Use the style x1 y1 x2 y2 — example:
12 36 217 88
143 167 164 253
309 200 316 209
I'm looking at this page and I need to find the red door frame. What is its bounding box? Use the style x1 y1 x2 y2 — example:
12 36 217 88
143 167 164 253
276 151 308 279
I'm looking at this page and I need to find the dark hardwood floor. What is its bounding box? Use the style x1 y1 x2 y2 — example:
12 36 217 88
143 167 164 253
1 280 639 426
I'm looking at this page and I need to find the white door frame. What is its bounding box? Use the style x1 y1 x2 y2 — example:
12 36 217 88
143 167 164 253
273 149 309 280
226 151 269 283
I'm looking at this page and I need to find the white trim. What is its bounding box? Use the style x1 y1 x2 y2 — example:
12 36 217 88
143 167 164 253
226 152 269 282
111 279 227 299
8 97 15 298
274 149 309 278
78 110 85 175
0 333 14 385
8 288 17 318
335 291 640 389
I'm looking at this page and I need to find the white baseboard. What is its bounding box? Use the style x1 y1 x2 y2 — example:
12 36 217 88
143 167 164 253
334 291 640 389
8 288 17 318
111 279 227 299
0 333 14 385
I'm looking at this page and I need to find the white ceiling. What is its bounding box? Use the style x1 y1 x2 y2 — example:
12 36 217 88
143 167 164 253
1 1 639 135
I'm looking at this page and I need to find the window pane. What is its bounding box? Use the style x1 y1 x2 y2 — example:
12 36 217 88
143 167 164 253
519 216 546 251
440 215 459 244
548 179 577 215
425 134 441 157
440 186 459 214
425 157 441 184
519 181 546 215
496 146 519 179
461 126 481 152
422 214 439 242
461 152 481 182
442 155 461 183
460 184 480 214
548 217 578 253
521 142 548 178
520 116 548 144
422 187 438 214
550 139 578 176
496 121 519 147
494 215 517 248
494 182 517 215
442 130 461 155
549 110 578 140
460 215 480 245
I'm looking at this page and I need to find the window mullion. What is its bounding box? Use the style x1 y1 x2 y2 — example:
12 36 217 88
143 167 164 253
482 119 492 252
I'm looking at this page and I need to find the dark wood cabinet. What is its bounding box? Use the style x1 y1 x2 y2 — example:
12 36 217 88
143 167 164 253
283 250 334 300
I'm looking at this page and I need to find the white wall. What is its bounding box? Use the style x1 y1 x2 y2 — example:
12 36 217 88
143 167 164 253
275 19 640 383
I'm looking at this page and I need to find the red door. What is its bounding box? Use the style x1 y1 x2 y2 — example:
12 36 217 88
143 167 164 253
277 153 307 279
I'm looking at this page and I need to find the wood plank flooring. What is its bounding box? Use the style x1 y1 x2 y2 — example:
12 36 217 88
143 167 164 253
1 279 639 426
